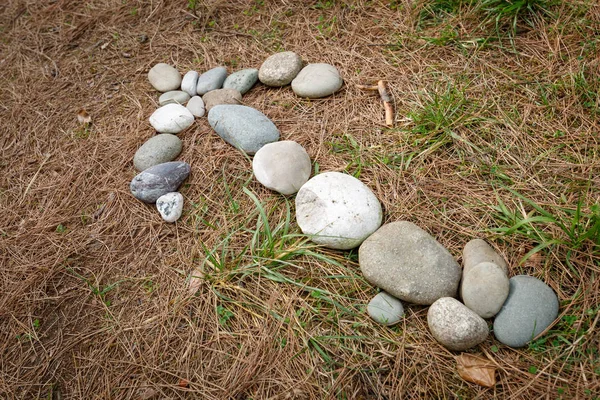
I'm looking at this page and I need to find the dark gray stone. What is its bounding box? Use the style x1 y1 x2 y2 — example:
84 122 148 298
130 161 190 203
223 68 259 94
196 66 227 95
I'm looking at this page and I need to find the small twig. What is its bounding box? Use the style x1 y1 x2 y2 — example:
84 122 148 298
357 80 395 127
20 153 52 205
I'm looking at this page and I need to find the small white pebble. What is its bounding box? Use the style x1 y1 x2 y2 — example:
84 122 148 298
156 192 183 223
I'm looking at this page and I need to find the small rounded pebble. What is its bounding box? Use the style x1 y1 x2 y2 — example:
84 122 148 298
148 63 181 92
291 63 343 98
367 292 404 326
196 66 227 95
202 88 242 112
156 192 184 223
158 90 190 106
133 134 183 172
258 51 303 87
181 71 199 97
460 262 509 318
463 239 508 275
223 68 259 94
186 96 205 118
252 141 311 195
149 104 194 134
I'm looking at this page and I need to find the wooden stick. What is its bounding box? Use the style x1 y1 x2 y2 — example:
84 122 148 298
377 80 394 127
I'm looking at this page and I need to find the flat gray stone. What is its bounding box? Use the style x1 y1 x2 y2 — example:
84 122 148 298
148 63 181 92
208 105 279 155
367 292 404 326
223 68 259 94
156 192 184 223
181 71 199 97
291 63 343 98
461 262 509 318
463 239 508 275
202 88 242 112
295 172 382 250
149 104 194 134
130 161 190 203
133 134 183 172
158 90 190 106
359 221 461 305
258 51 303 87
252 141 311 195
427 297 489 351
186 96 205 118
196 66 227 95
493 275 559 348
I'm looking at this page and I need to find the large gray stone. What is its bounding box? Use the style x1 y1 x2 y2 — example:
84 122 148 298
202 88 242 112
493 275 559 348
133 134 183 172
223 68 259 94
367 292 404 326
291 63 343 98
149 104 194 134
130 161 190 203
295 172 382 250
463 239 508 275
158 90 190 106
460 262 509 318
258 51 303 87
148 63 181 92
427 297 489 351
252 141 311 195
359 221 461 305
207 105 279 155
196 66 227 95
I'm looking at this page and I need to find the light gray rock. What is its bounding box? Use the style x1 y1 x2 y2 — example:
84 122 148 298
202 88 242 112
207 105 279 155
463 239 508 275
367 292 404 326
359 221 461 305
493 275 559 348
295 172 382 250
186 96 205 118
196 66 227 95
156 192 184 223
461 262 509 318
149 104 194 134
133 134 183 172
258 51 303 87
291 63 343 98
130 161 190 203
158 90 190 106
181 71 199 97
223 68 259 94
252 141 311 195
427 297 489 351
148 63 181 92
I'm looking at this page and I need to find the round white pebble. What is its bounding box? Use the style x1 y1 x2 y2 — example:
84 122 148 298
156 192 184 223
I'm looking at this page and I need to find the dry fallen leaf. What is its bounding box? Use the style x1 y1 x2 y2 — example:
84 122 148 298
187 268 203 296
456 353 497 387
178 378 189 388
77 109 92 125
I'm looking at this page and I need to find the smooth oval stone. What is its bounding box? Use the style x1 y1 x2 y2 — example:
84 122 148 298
158 90 190 106
461 262 509 318
493 275 559 348
202 88 242 112
186 96 205 118
133 134 183 172
148 63 181 92
359 221 461 305
295 172 382 250
367 292 404 326
258 51 303 87
130 161 190 203
252 141 311 195
463 239 508 275
291 63 343 98
156 192 184 223
196 66 227 95
223 68 259 94
149 104 194 134
427 297 489 351
181 71 199 97
208 105 279 155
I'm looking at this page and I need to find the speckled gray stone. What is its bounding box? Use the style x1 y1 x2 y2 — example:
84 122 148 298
258 52 303 87
130 161 190 203
493 275 559 348
295 172 382 250
359 221 461 305
463 239 508 275
367 292 404 326
223 68 259 94
186 96 205 118
181 71 199 97
196 66 227 95
291 63 343 98
252 141 311 195
427 297 489 351
148 63 181 92
461 262 509 318
207 105 279 155
133 134 183 172
158 90 190 106
149 104 194 134
202 88 242 112
156 192 184 223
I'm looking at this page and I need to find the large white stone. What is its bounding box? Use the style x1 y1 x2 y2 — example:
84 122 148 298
292 63 343 98
252 141 311 195
295 172 382 250
156 192 184 223
148 63 181 92
149 104 194 134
